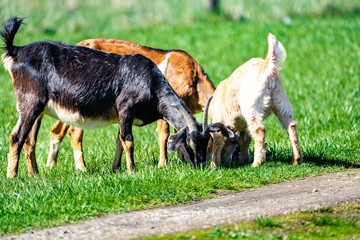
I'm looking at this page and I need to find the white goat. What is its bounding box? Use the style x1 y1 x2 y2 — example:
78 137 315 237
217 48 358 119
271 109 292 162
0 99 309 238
209 33 302 167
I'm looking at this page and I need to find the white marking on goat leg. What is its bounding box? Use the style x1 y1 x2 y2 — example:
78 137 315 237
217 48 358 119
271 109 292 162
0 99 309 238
73 150 86 171
46 138 60 168
157 53 171 74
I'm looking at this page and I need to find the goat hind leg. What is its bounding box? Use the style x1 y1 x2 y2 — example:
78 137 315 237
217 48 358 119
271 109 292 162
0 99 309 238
8 113 42 178
23 115 43 176
277 114 302 165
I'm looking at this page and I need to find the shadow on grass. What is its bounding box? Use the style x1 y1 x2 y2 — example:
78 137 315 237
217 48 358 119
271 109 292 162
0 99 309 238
268 148 360 169
217 147 360 169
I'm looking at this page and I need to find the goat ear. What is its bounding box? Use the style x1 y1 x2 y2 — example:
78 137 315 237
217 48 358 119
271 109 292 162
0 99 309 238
167 127 187 152
208 122 236 139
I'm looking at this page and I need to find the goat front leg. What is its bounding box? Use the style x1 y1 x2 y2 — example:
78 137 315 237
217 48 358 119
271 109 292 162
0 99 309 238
119 118 135 173
23 115 43 176
157 119 169 168
210 132 225 168
112 129 123 172
237 130 252 164
8 113 42 178
247 116 266 167
46 120 69 168
276 113 302 165
68 126 86 170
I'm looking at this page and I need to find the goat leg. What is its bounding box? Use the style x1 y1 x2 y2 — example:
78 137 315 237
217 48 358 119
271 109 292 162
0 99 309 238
237 130 251 164
210 132 225 168
248 117 266 167
46 121 69 168
23 115 43 176
68 126 86 170
276 112 302 165
112 129 123 172
8 112 42 178
156 119 169 168
288 122 302 165
274 97 303 165
119 117 135 173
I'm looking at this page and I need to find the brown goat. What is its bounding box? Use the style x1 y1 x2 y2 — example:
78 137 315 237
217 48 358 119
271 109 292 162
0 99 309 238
46 38 215 170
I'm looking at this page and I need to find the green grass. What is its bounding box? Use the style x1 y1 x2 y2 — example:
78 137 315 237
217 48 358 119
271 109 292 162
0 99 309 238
0 0 360 236
149 202 360 239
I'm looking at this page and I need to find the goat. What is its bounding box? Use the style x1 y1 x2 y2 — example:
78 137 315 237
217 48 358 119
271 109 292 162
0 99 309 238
209 33 302 168
1 17 233 178
45 37 216 171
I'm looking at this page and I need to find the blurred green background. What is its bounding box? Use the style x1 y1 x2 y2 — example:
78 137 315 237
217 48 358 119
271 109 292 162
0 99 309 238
1 0 359 41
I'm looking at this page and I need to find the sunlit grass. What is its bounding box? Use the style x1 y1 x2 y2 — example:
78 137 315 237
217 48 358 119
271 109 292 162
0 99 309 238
0 0 359 236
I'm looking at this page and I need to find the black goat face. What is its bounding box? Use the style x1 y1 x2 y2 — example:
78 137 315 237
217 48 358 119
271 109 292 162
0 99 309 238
167 123 235 167
168 96 235 167
167 127 209 167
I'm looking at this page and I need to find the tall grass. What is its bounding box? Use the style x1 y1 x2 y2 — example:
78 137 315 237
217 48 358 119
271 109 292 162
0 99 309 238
0 0 359 236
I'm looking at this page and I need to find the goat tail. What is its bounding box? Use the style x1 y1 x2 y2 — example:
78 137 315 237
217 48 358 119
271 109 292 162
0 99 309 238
1 16 23 58
265 33 286 78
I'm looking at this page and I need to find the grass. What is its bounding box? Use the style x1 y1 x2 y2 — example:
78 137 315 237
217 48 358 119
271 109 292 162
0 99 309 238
0 0 360 236
149 202 360 239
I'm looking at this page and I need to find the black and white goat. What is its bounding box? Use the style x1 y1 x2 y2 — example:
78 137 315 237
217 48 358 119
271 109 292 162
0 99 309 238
46 37 216 171
1 17 233 178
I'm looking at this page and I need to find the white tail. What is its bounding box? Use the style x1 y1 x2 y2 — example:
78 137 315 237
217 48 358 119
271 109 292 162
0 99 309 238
265 33 286 78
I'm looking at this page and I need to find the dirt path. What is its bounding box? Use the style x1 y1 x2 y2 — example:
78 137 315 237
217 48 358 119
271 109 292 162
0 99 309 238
3 168 360 240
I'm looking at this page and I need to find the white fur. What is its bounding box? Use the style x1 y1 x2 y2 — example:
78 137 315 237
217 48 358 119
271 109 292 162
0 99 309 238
44 100 117 129
46 138 60 168
210 33 302 168
73 150 84 170
157 53 171 74
1 54 13 71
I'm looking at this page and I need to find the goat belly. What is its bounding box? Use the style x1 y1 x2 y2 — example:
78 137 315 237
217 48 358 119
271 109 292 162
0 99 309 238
44 100 117 129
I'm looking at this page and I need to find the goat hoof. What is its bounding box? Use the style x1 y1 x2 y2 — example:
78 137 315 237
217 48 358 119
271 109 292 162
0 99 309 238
209 161 218 169
45 162 56 169
293 159 302 165
7 171 17 179
75 164 87 171
158 162 167 168
251 162 262 167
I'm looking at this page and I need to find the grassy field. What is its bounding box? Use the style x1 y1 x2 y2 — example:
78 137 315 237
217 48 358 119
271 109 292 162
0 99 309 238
0 0 359 236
